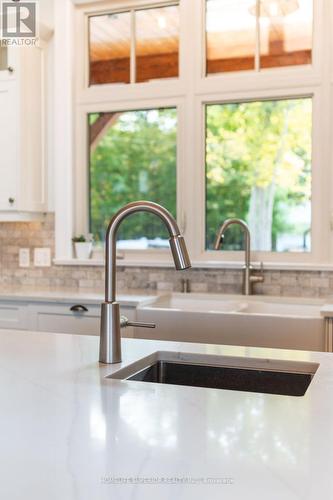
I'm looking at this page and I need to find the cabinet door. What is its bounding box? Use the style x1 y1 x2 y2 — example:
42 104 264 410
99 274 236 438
0 46 16 82
0 301 28 330
19 45 46 212
0 83 18 209
31 303 101 336
29 302 137 337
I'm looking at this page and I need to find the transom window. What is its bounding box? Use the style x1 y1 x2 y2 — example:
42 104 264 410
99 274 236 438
71 0 330 266
89 4 180 85
206 0 313 74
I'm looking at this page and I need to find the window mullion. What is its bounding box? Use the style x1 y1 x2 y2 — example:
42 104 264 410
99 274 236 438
130 9 136 84
255 0 260 72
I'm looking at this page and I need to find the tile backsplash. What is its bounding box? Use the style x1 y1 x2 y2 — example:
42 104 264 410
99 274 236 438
0 214 332 298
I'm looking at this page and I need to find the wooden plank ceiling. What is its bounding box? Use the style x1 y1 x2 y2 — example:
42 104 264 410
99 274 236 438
89 7 179 62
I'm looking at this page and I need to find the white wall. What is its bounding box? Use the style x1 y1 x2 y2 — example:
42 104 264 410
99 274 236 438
39 0 54 28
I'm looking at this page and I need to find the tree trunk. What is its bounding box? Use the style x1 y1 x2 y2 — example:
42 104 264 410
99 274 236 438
248 106 291 251
248 182 275 251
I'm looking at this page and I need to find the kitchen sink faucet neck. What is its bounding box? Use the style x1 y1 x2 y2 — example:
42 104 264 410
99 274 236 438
100 201 191 364
214 218 264 296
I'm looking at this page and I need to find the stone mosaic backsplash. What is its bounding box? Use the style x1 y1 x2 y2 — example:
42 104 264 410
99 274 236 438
0 214 332 298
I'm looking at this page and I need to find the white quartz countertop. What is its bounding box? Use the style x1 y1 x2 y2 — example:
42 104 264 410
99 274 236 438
0 330 332 499
0 285 157 307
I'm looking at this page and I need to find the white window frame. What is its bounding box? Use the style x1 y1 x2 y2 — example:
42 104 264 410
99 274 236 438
75 97 186 263
191 89 327 265
54 0 333 269
73 0 191 264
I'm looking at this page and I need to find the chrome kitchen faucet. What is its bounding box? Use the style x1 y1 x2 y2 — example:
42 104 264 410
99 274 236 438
99 201 191 364
214 218 264 296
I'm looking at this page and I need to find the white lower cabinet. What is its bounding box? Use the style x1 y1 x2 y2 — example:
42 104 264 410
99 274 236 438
0 301 28 330
30 303 101 335
0 300 136 337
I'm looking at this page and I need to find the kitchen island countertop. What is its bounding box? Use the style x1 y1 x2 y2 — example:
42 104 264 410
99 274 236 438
0 329 332 499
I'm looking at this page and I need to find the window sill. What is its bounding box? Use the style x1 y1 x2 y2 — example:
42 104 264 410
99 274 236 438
54 258 105 267
53 258 333 272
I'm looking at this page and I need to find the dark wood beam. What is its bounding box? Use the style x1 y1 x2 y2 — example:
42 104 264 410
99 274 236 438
207 49 311 74
90 49 311 85
90 52 179 85
90 112 121 152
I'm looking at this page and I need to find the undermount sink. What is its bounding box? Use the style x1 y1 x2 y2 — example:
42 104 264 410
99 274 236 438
108 351 318 397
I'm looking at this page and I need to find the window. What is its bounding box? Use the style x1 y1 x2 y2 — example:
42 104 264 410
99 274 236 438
70 0 329 266
206 0 313 74
205 98 312 252
89 108 177 249
259 0 313 69
206 0 256 73
135 6 180 83
89 12 132 85
89 4 180 85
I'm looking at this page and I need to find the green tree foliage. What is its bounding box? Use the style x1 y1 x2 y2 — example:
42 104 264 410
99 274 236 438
206 98 312 251
89 108 177 243
90 99 311 253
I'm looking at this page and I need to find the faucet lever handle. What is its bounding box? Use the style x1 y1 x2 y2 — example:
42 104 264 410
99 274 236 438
127 321 156 329
120 316 156 329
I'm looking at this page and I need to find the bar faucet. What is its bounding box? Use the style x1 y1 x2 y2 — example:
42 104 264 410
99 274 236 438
214 218 264 296
99 201 191 364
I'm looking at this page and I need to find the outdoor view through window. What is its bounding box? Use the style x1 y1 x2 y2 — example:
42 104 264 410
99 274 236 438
89 108 177 249
206 98 312 252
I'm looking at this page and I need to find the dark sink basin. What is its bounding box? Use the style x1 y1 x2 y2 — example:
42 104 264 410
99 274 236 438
127 361 313 396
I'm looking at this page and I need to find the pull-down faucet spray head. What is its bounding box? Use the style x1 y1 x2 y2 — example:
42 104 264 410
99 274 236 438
169 234 191 270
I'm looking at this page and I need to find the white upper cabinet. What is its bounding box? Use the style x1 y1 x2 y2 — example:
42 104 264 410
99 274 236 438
0 42 48 220
0 81 18 210
0 45 16 80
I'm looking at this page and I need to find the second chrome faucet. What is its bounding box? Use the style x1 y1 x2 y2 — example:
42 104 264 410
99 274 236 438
214 218 264 296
